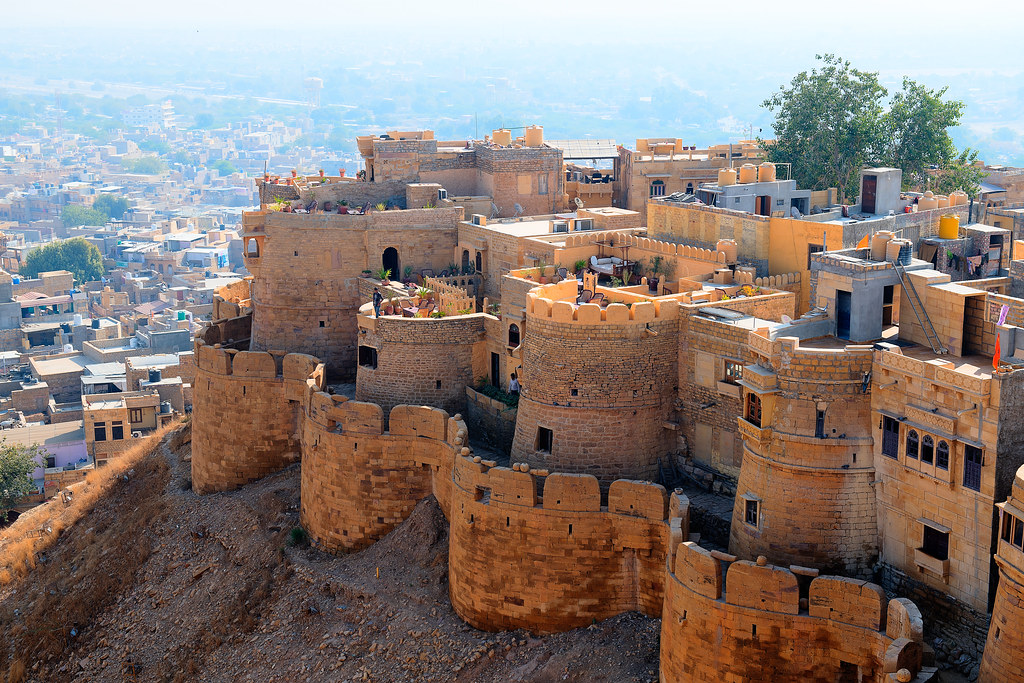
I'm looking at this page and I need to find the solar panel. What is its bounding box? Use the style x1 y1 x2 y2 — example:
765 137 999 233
545 139 619 160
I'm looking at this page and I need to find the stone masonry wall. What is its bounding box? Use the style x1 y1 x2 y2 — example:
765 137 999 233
355 310 486 418
242 208 462 379
449 453 688 634
300 398 465 553
661 541 931 682
191 340 325 494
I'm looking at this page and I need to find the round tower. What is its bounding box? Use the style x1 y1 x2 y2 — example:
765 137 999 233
510 282 679 486
729 335 878 577
354 302 485 418
980 464 1024 682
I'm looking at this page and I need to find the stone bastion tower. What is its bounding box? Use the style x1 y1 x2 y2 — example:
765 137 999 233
510 280 680 487
730 333 878 577
981 463 1024 682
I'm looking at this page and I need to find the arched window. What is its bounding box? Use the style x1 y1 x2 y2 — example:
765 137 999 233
922 435 934 464
745 393 762 428
246 238 260 257
382 247 399 280
906 430 919 459
937 440 950 470
461 249 471 273
686 182 694 195
508 323 520 347
650 180 666 198
475 251 482 273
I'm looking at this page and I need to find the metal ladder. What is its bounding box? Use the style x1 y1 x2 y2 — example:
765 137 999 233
893 262 947 354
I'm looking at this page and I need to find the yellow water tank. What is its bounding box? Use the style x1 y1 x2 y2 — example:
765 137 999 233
524 125 544 147
492 129 512 146
918 191 938 211
936 194 950 208
949 190 968 206
738 163 757 184
718 168 737 186
871 230 895 261
757 162 776 182
939 214 960 239
716 239 738 263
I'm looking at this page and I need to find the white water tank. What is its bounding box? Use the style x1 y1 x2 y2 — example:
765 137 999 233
73 314 83 326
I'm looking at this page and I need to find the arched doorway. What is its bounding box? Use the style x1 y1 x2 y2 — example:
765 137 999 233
475 252 482 273
382 247 400 279
461 249 471 274
686 182 694 195
508 323 520 346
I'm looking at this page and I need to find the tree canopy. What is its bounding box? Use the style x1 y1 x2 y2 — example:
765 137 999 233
121 156 167 175
761 54 986 202
210 159 238 176
91 194 129 220
61 205 107 227
22 238 105 284
0 441 45 521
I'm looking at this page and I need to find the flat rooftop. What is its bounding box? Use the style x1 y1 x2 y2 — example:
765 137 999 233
2 420 85 446
31 356 89 376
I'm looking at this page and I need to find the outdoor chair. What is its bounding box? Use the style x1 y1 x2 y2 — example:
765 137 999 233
577 289 593 304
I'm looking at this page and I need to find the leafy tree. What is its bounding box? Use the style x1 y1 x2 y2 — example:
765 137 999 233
121 156 167 175
932 148 987 196
210 159 238 176
139 137 171 155
91 194 129 220
171 150 197 166
762 55 979 203
22 238 105 284
61 205 107 227
761 54 886 203
882 78 963 189
0 441 45 521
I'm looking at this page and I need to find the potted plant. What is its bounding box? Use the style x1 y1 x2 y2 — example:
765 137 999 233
574 258 587 274
648 255 664 292
374 202 387 212
339 200 349 215
375 267 392 285
403 265 414 284
361 268 372 277
536 260 548 284
417 286 433 300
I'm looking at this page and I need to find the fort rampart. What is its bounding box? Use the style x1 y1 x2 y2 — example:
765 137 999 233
300 396 466 552
661 542 932 682
512 281 680 485
449 453 688 633
191 339 325 494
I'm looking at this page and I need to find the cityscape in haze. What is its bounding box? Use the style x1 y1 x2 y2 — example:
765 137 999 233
3 2 1024 682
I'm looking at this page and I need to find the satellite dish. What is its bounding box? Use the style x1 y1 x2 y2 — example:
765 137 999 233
574 197 584 210
781 315 792 324
490 202 501 218
512 203 524 218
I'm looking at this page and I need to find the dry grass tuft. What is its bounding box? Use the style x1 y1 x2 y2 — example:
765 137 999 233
5 658 25 683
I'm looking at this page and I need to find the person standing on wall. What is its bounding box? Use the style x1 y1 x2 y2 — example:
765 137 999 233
372 287 383 317
509 373 520 394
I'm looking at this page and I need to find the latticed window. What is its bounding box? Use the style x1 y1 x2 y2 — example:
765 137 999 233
936 441 950 470
881 416 900 459
724 361 743 385
921 435 934 465
906 430 919 459
745 393 762 428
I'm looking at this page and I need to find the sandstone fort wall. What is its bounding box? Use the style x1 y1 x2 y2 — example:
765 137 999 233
449 453 688 633
191 340 325 494
661 542 930 682
300 398 466 552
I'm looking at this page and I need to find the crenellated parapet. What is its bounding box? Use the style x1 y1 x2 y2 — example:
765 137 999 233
981 465 1024 682
449 452 688 633
191 339 325 494
300 396 467 552
661 542 934 682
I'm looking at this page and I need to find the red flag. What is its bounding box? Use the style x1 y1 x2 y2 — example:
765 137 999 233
994 333 1001 371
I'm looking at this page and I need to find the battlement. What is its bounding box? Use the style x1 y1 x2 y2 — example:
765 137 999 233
875 346 993 396
526 282 678 324
194 340 324 385
662 542 930 681
211 277 253 321
450 448 686 633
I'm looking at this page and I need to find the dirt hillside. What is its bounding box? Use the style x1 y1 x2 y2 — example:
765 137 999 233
0 426 660 683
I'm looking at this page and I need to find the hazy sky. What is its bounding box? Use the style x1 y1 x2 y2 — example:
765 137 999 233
11 0 1024 72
